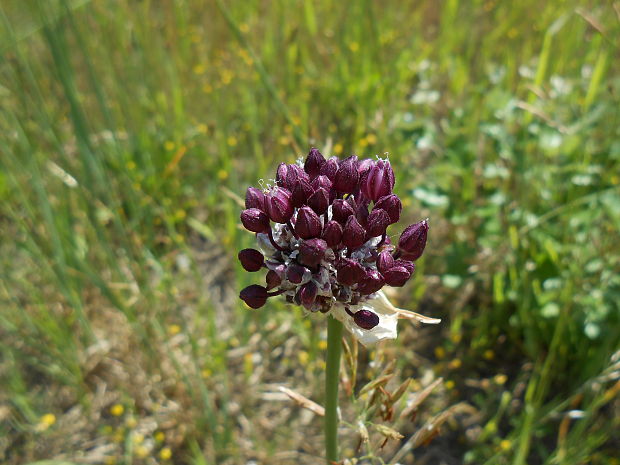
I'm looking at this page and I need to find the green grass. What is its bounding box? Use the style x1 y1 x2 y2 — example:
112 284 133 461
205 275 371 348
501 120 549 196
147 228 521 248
1 0 619 464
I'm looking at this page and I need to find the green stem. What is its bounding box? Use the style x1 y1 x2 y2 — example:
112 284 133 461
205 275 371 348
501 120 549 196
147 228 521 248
325 316 343 464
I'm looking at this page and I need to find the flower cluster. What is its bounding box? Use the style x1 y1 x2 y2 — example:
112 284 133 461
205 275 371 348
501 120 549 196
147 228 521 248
238 148 439 345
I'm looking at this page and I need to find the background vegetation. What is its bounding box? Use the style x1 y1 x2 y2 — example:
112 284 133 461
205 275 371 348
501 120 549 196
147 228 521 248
1 0 619 464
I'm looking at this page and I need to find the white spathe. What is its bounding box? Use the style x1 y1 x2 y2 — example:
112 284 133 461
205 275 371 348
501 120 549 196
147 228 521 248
330 291 440 346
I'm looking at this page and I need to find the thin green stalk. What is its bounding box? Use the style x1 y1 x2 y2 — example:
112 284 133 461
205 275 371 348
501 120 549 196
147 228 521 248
325 316 343 464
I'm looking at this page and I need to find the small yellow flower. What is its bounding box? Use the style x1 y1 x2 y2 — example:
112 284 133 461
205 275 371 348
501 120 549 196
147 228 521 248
359 138 368 148
333 143 343 155
445 380 455 390
201 368 212 378
164 141 175 151
434 346 446 359
494 374 508 385
126 160 136 171
278 136 290 145
132 432 145 444
110 404 124 417
317 340 328 350
154 431 165 443
365 134 377 145
168 324 181 335
227 136 237 147
483 349 495 360
202 83 213 94
500 439 512 450
125 416 137 429
193 64 206 75
217 169 229 180
36 413 56 431
239 23 250 33
348 42 360 52
135 445 149 458
160 447 173 460
197 123 208 134
448 358 462 369
298 351 309 366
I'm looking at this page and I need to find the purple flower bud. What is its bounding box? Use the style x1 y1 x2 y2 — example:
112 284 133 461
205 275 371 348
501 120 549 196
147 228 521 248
319 157 339 181
355 201 370 228
266 187 294 223
239 285 269 309
374 194 402 224
357 269 385 295
336 258 365 286
238 248 264 272
361 159 395 202
322 220 343 247
275 163 289 187
304 147 326 179
334 155 359 193
265 269 282 290
353 309 380 330
342 216 366 249
245 187 266 211
295 206 322 239
332 198 356 224
376 250 395 274
398 220 428 260
298 281 318 308
311 174 332 192
394 259 415 275
298 238 327 267
357 158 374 177
291 179 313 208
382 266 411 287
286 164 310 189
286 264 308 284
366 208 390 238
308 187 329 215
240 208 270 232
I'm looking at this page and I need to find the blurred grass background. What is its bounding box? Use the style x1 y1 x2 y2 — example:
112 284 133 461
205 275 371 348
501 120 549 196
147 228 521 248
1 0 619 464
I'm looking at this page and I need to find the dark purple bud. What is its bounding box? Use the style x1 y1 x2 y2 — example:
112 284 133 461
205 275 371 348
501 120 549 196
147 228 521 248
361 159 395 202
366 208 390 238
298 238 327 267
334 155 359 193
332 198 356 224
298 281 318 308
291 179 313 208
239 285 269 309
285 164 310 189
286 264 307 284
342 216 366 249
376 250 395 274
382 266 411 287
245 187 266 211
357 269 385 295
238 248 264 272
322 220 343 247
374 194 402 224
394 259 415 275
266 187 294 223
311 174 332 191
357 158 374 177
265 269 282 290
308 187 329 214
276 163 289 187
319 157 339 181
398 220 429 260
356 201 370 228
336 258 365 286
353 309 380 330
295 206 322 239
304 147 326 179
240 208 270 232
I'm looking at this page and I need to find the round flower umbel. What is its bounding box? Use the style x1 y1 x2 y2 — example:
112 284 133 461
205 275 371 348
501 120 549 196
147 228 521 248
238 148 439 345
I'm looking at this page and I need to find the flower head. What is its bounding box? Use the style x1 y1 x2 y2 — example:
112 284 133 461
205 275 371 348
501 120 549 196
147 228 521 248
238 148 439 345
